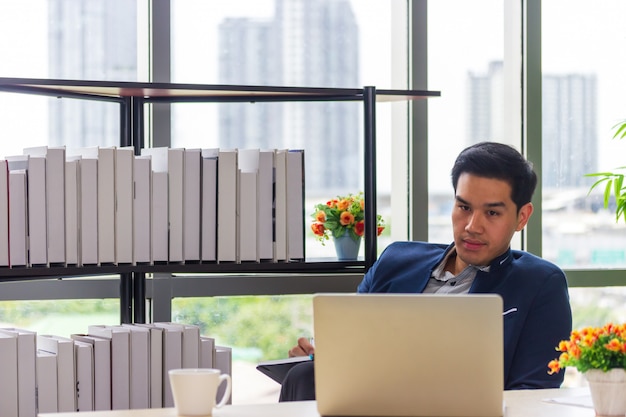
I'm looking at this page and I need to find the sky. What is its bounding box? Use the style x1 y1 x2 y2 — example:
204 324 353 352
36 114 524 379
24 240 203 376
0 1 49 157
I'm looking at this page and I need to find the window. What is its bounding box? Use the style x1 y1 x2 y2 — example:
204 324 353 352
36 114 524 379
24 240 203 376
170 0 403 257
2 0 625 404
541 0 626 269
168 0 405 402
427 0 505 243
540 0 626 387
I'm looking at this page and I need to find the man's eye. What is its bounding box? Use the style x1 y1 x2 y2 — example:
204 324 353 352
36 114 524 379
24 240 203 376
458 205 470 211
488 210 499 216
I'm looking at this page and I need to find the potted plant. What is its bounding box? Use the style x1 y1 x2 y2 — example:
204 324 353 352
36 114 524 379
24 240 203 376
548 323 626 416
310 192 385 260
586 119 626 221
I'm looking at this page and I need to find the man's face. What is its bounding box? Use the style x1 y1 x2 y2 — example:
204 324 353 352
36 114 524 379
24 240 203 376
451 173 533 269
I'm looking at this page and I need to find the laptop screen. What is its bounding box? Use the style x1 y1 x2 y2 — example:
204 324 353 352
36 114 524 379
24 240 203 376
313 293 504 417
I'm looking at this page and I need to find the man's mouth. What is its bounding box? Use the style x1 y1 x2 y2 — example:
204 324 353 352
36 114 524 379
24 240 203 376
462 239 485 251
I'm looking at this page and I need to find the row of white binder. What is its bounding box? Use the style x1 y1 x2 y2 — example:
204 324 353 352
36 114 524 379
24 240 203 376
0 323 232 417
0 146 305 268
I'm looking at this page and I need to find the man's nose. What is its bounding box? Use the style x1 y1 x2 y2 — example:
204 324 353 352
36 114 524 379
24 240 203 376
465 212 484 233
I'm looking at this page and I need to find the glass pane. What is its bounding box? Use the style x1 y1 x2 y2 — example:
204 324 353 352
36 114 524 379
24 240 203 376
562 287 626 387
0 299 119 336
428 0 505 242
171 0 399 259
171 0 401 404
171 295 313 403
1 0 140 150
0 2 48 79
542 0 626 268
0 1 143 393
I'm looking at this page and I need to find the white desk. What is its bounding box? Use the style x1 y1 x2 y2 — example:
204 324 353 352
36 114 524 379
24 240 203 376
40 388 594 417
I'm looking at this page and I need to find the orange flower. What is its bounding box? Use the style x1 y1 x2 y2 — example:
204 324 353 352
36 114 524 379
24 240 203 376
354 220 365 236
340 211 355 226
547 360 561 375
557 340 570 352
314 210 326 222
581 332 597 348
605 338 622 352
311 222 325 236
311 192 385 245
568 344 581 359
337 198 351 211
548 322 626 374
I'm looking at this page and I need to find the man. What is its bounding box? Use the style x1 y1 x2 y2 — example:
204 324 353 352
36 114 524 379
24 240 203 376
280 141 572 401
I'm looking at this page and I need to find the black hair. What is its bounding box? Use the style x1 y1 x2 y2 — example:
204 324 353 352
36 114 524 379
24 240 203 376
451 141 537 211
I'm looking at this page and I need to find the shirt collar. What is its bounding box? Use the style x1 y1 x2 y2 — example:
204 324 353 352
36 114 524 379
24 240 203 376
432 244 491 282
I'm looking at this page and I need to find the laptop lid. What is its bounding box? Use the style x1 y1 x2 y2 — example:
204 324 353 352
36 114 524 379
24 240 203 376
313 293 503 417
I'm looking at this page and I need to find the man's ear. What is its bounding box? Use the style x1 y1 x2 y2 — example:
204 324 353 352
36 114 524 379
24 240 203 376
516 202 534 231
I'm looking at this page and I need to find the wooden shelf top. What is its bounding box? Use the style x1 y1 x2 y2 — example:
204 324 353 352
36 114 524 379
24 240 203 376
0 77 440 103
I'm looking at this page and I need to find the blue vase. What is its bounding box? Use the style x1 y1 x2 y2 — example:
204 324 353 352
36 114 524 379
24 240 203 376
333 234 362 261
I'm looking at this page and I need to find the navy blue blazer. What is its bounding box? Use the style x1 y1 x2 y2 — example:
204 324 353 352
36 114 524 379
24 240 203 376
357 241 572 390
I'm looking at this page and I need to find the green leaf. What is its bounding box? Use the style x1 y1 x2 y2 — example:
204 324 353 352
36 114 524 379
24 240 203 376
603 179 613 208
586 172 618 178
612 120 626 139
587 177 610 195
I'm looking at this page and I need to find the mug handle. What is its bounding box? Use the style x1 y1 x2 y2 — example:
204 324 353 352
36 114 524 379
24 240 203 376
215 374 232 408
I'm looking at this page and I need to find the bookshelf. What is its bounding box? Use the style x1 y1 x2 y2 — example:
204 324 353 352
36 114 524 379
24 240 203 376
0 77 440 323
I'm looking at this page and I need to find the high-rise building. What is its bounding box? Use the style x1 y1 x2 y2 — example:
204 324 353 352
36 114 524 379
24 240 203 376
48 0 137 148
467 61 597 188
542 74 598 188
218 17 282 150
466 61 505 146
47 0 360 192
218 0 360 192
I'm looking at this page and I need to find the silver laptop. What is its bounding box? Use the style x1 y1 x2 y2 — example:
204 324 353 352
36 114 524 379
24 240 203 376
313 293 504 417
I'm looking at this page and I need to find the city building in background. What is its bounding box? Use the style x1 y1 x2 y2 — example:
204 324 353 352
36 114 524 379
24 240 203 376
461 61 624 268
41 2 620 268
465 61 506 147
466 60 598 189
218 0 360 192
543 73 598 188
48 0 137 148
218 17 282 150
46 0 360 192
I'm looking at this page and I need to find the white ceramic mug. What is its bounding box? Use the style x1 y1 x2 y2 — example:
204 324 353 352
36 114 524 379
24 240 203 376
169 368 232 416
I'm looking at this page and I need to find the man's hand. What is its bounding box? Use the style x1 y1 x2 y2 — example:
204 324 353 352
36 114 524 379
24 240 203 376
288 337 315 357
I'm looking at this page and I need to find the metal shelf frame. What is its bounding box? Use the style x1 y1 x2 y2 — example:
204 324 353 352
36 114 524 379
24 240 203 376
0 77 440 323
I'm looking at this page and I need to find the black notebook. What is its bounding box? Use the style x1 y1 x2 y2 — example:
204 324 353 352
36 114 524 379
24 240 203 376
256 355 312 384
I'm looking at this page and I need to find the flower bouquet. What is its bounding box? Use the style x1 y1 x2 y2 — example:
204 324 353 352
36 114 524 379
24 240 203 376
310 192 385 246
548 323 626 417
548 323 626 374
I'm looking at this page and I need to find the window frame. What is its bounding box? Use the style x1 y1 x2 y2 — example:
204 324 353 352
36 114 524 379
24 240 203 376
0 0 622 316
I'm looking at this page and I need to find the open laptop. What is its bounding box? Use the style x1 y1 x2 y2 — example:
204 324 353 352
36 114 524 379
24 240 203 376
313 293 504 417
